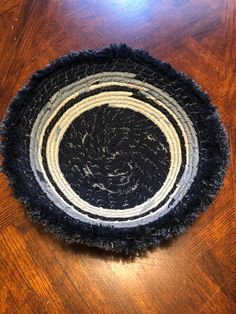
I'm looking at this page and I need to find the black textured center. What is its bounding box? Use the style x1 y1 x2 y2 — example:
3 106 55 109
59 105 171 209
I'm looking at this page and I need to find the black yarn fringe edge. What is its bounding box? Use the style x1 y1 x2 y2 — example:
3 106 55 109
0 44 230 256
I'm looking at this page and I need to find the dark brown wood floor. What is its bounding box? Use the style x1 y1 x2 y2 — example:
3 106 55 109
0 0 235 313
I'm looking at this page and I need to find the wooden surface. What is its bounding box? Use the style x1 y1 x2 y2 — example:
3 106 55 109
0 0 235 313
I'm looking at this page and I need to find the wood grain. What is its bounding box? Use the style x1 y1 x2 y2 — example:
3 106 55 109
0 0 235 313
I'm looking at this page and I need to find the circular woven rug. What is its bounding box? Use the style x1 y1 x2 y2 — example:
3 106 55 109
0 45 229 254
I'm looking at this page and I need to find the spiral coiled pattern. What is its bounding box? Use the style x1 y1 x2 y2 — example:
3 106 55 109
30 71 199 228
